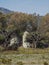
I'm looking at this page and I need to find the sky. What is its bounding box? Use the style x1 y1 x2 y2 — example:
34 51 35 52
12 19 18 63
0 0 49 15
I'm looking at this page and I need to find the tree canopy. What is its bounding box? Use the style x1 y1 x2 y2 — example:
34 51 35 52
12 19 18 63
0 12 49 49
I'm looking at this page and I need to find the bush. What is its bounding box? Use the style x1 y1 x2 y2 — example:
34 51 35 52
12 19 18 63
0 46 5 51
0 35 5 40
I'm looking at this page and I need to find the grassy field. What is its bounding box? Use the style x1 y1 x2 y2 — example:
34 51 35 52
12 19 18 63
0 47 49 65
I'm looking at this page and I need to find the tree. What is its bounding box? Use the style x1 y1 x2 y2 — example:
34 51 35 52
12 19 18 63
31 14 49 48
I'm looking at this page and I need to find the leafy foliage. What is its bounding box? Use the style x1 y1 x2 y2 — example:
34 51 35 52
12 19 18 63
0 12 49 49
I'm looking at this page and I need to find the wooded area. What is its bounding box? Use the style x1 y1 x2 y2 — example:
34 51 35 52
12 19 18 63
0 12 49 50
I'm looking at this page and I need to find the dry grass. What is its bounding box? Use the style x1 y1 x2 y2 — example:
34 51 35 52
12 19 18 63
0 47 49 54
0 47 49 65
18 47 49 54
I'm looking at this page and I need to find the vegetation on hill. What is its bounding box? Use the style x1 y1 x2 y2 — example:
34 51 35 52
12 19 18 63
0 11 49 49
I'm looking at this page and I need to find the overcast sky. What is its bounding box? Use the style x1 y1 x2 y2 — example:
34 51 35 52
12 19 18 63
0 0 49 15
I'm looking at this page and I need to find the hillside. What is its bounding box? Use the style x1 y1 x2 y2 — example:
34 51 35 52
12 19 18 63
0 7 49 50
0 7 12 14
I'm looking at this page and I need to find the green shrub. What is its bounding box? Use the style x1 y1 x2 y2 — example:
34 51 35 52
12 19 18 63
0 35 5 40
0 46 5 51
